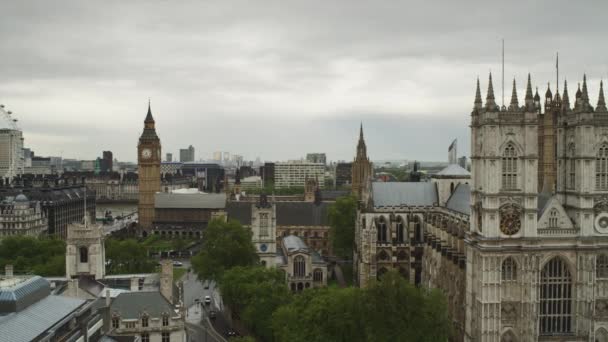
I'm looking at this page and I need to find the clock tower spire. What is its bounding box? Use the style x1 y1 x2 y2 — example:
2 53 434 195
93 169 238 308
138 101 161 235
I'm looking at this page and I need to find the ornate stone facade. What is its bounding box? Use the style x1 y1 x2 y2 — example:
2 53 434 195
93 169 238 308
0 194 46 239
65 214 105 280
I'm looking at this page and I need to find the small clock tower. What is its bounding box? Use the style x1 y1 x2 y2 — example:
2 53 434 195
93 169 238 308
137 102 161 235
251 194 276 267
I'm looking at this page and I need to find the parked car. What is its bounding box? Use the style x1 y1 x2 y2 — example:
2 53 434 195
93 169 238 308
172 261 183 267
204 295 211 305
226 330 237 337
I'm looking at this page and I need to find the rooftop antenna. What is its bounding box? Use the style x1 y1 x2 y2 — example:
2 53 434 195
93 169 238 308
502 38 505 108
556 52 559 94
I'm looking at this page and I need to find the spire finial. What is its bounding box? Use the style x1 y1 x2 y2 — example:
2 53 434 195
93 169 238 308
562 80 570 110
598 80 607 112
525 73 533 103
582 74 590 102
509 78 518 109
145 100 154 122
359 122 364 140
485 73 498 111
545 82 552 99
474 77 482 108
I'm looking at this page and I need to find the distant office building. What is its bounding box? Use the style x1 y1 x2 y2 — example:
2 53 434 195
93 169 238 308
25 156 52 175
260 162 275 187
458 156 467 170
212 151 222 162
161 161 183 175
80 160 95 171
166 152 172 162
0 273 103 342
179 145 195 162
335 162 352 188
448 139 458 164
22 148 32 168
0 194 47 239
232 154 244 166
306 153 327 165
180 163 224 192
274 162 324 189
101 151 113 172
0 105 24 179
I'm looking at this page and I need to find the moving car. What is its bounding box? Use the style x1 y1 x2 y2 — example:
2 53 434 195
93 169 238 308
172 261 183 267
204 295 211 305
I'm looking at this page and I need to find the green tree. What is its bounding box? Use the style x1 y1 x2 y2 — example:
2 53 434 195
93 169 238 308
105 238 156 274
192 219 258 281
271 271 451 342
328 195 357 259
0 236 66 276
221 266 291 342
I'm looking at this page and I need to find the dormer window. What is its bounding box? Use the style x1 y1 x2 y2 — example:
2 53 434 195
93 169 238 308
111 316 120 329
162 314 169 327
141 314 149 328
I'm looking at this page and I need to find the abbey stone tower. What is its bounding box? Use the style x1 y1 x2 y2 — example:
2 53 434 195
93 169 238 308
467 73 608 341
137 102 161 236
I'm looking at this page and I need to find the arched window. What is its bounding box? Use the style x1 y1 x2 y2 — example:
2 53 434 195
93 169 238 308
549 209 559 227
162 314 169 327
377 217 387 242
568 144 576 190
597 144 608 190
293 255 306 277
502 257 517 282
596 328 608 342
597 254 608 279
397 250 408 261
111 316 120 329
502 143 518 189
259 213 269 237
378 250 389 261
79 246 88 263
313 268 323 282
539 257 572 335
450 182 455 194
396 217 405 243
141 314 149 328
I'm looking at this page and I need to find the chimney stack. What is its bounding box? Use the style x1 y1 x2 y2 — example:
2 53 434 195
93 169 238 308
106 289 111 307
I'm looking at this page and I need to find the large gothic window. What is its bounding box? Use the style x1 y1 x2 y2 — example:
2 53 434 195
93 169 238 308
502 143 518 190
597 144 608 190
502 257 517 282
568 144 576 190
396 216 405 243
596 328 608 342
313 268 323 282
377 217 388 243
539 257 572 335
293 255 306 277
597 254 608 279
259 213 269 237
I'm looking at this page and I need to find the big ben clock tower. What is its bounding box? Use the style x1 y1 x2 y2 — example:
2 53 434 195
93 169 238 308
137 102 161 235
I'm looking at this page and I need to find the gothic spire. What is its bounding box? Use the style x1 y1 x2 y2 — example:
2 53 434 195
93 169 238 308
534 87 540 102
582 74 590 103
356 123 367 160
545 83 552 99
562 80 570 110
145 100 154 123
474 78 482 109
509 78 519 110
598 80 607 112
575 82 582 99
359 122 364 140
525 73 534 107
485 73 498 111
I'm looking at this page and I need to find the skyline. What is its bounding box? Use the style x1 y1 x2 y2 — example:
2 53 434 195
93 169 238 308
2 1 608 162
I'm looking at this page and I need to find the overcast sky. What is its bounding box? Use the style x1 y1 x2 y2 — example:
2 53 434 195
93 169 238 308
1 1 607 163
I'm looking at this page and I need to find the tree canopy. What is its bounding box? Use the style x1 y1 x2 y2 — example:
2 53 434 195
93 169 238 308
272 271 451 342
221 266 291 342
192 218 258 281
0 236 66 276
328 195 357 259
105 238 156 274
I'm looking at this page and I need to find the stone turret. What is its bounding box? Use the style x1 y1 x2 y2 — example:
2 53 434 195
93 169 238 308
508 79 519 111
597 80 607 113
562 80 571 111
485 73 499 112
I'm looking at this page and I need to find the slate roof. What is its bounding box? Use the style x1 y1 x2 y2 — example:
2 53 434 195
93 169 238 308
225 201 330 226
445 184 471 215
281 235 325 264
371 182 438 207
436 164 471 176
110 291 173 319
0 293 85 342
155 192 226 209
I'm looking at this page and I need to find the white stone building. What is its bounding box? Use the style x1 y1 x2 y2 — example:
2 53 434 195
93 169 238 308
65 214 106 280
0 105 23 180
0 194 47 239
279 235 327 292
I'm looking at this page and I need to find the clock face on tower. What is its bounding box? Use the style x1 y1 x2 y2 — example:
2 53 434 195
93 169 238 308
500 205 521 236
141 148 152 159
260 244 268 252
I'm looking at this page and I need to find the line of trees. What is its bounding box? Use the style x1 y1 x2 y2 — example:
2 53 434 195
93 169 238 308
0 236 66 276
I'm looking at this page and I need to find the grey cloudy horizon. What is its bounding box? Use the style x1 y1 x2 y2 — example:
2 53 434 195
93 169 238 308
1 0 607 163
